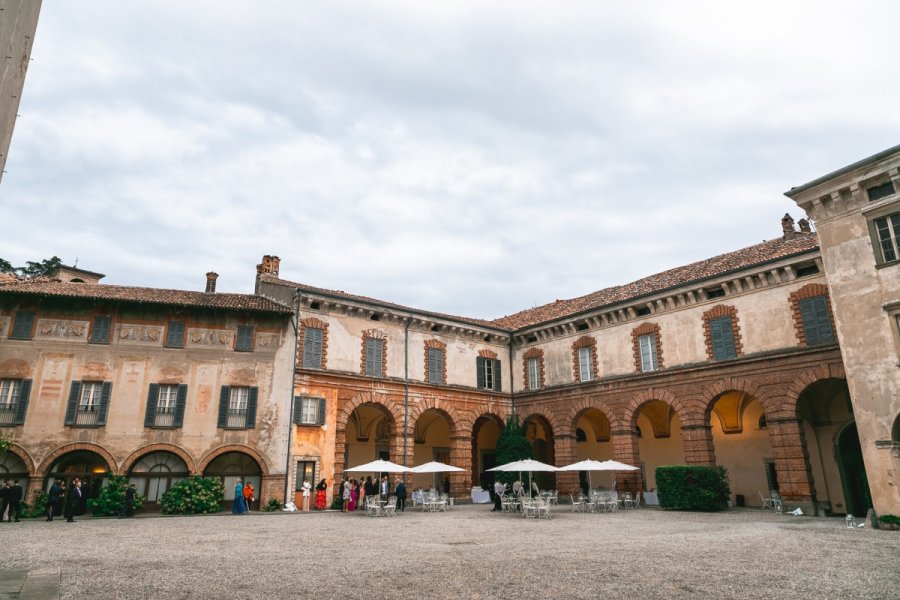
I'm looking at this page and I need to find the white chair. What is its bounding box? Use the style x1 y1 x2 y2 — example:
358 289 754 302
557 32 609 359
439 493 449 512
548 490 559 506
760 490 777 509
364 496 379 517
384 496 398 517
621 492 633 509
570 494 584 513
536 499 551 519
632 491 641 509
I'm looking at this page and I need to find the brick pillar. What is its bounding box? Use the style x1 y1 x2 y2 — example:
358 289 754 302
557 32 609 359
555 433 578 494
259 474 285 507
681 424 716 465
612 429 642 494
449 434 473 499
768 417 817 513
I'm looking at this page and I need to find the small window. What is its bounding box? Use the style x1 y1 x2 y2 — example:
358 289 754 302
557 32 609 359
89 315 112 344
578 347 593 382
476 356 501 391
527 357 540 391
638 334 659 372
575 428 587 442
799 296 835 346
427 347 444 385
235 325 254 352
575 322 589 332
10 311 34 340
709 316 737 360
364 337 384 377
165 321 185 348
635 306 651 317
705 287 726 299
867 181 896 202
794 264 820 278
293 395 326 426
302 327 324 369
218 386 258 429
0 378 31 426
758 414 768 430
874 212 900 263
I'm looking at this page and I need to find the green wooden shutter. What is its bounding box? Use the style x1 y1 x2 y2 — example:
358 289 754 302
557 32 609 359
493 359 502 392
246 387 258 428
217 386 230 428
709 316 736 360
812 296 834 343
11 311 34 339
174 384 187 427
144 384 159 427
97 382 112 425
166 321 185 348
90 316 111 343
13 379 31 425
428 348 442 384
476 356 486 389
303 328 323 368
64 382 81 425
317 398 326 426
293 396 303 424
365 338 377 376
236 325 254 352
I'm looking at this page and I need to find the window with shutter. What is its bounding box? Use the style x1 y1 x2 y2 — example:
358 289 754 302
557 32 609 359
302 327 324 369
68 381 109 427
295 396 325 425
477 358 501 391
799 296 834 346
427 347 444 385
154 384 179 427
89 315 112 344
165 321 185 348
235 325 254 352
10 311 34 339
709 316 737 360
639 334 658 372
365 338 383 377
0 379 23 426
527 358 540 391
873 212 900 263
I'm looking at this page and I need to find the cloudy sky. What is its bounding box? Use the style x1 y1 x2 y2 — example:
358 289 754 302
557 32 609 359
2 1 898 319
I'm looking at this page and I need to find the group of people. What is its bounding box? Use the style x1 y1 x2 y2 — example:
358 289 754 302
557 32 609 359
339 475 408 512
46 478 82 522
0 479 24 522
231 478 255 515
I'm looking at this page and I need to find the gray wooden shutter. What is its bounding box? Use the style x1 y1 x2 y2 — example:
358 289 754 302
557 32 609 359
97 382 112 425
90 316 111 343
812 297 834 343
317 398 326 426
476 356 486 389
428 348 442 384
144 384 159 427
13 379 31 425
64 382 81 425
493 359 502 392
11 311 34 339
217 386 230 428
303 328 323 368
236 325 254 351
246 387 258 428
174 384 187 427
709 316 736 360
293 396 303 424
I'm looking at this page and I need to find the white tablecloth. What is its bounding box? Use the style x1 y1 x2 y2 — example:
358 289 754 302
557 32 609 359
471 489 491 503
643 491 659 506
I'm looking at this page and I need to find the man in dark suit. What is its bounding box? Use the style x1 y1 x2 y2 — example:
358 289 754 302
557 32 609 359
8 479 22 522
395 478 407 512
63 478 81 523
0 480 10 521
47 479 64 521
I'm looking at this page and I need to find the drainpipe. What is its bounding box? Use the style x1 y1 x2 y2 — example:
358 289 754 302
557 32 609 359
403 316 411 469
508 335 515 421
283 288 301 504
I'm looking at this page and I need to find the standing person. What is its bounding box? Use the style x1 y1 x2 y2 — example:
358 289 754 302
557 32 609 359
243 481 254 513
232 478 245 515
0 480 10 521
314 479 327 510
443 476 451 498
364 476 375 500
301 478 311 511
8 479 22 522
348 479 358 512
341 476 350 512
380 475 389 500
395 478 407 512
64 478 81 523
356 476 365 511
492 479 504 512
47 479 63 521
119 483 136 518
78 480 91 515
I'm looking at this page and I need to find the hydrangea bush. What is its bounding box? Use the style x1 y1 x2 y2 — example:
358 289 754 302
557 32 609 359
88 475 145 516
160 476 224 515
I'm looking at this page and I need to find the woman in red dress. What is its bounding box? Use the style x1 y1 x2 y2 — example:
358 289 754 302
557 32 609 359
314 479 327 510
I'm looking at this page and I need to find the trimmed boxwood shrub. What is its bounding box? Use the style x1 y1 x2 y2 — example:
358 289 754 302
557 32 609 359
160 476 224 515
656 465 730 512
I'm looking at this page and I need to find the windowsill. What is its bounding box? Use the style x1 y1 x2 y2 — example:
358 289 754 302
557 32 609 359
876 259 900 270
164 345 185 349
7 336 33 341
66 424 104 429
235 348 254 353
294 422 323 428
148 425 180 430
0 423 20 428
88 340 111 345
221 426 251 430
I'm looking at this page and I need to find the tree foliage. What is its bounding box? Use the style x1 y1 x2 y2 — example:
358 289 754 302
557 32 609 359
0 255 63 278
494 416 533 485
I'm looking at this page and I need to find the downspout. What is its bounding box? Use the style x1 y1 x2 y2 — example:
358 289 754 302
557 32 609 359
403 316 411 468
508 334 515 420
283 288 301 504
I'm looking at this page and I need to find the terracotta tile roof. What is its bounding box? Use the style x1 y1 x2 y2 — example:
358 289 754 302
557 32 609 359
259 274 505 330
0 281 293 315
491 233 820 329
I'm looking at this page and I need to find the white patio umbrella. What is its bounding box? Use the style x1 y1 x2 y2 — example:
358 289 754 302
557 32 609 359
344 459 409 473
488 459 558 494
558 459 639 490
409 461 465 473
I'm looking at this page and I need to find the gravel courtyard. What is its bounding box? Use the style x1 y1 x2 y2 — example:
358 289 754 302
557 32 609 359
3 505 898 599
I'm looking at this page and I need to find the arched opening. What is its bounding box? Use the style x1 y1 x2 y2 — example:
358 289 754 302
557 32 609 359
573 408 614 493
128 451 190 510
634 400 684 492
203 452 262 510
523 414 555 491
472 414 502 491
1 452 30 516
345 403 395 469
45 450 110 515
797 378 869 515
412 408 453 491
836 422 872 518
892 413 900 442
709 391 773 507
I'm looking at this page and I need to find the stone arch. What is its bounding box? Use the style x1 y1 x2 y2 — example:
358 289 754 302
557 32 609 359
120 443 198 475
2 443 36 475
470 409 506 436
197 444 269 476
783 363 847 418
702 377 770 422
568 397 620 434
335 391 404 434
36 442 119 477
624 388 685 429
520 408 565 437
408 398 460 438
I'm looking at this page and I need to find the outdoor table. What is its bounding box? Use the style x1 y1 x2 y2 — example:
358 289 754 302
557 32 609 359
412 490 425 506
643 491 659 506
471 489 491 503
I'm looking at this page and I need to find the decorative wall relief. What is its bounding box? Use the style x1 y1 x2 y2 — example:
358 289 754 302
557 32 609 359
256 333 279 348
118 325 162 344
190 329 232 346
37 319 87 339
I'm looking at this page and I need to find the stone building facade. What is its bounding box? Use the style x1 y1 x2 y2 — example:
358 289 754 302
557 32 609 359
0 271 295 509
786 144 900 517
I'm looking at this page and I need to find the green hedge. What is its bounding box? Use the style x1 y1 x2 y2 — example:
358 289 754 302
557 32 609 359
656 465 730 512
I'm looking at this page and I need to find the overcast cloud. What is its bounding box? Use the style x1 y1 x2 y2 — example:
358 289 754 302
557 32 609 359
2 1 898 319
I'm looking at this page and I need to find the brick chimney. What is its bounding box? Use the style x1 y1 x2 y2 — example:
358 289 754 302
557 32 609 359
205 271 218 293
256 255 280 277
781 213 797 240
797 218 812 234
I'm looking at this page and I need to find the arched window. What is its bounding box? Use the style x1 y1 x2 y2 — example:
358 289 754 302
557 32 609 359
758 414 768 430
128 451 190 504
204 452 262 506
